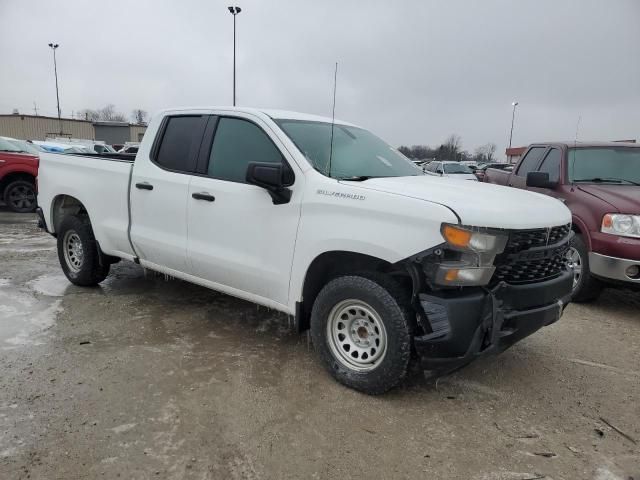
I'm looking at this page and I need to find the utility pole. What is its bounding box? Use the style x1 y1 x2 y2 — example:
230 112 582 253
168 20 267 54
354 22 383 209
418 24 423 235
33 102 39 116
227 6 242 106
48 43 62 134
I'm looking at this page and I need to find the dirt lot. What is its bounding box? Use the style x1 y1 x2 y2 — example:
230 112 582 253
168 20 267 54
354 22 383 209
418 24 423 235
0 209 638 480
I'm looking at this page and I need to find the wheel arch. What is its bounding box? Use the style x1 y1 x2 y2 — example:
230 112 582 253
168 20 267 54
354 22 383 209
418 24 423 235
296 250 397 332
50 194 90 235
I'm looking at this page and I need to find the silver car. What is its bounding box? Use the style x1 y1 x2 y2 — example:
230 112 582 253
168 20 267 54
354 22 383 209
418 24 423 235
423 160 478 181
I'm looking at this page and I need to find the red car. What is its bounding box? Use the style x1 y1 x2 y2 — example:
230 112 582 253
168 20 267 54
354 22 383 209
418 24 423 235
484 142 640 301
0 137 39 212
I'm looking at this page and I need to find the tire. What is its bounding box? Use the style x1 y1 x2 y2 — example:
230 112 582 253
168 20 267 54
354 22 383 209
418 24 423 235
566 234 602 302
3 180 37 213
310 273 414 395
57 215 110 286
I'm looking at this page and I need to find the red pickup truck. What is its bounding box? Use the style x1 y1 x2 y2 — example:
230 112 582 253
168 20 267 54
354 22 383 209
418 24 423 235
484 142 640 301
0 137 39 213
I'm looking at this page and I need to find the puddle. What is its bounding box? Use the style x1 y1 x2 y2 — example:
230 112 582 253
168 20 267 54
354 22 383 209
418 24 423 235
0 277 62 348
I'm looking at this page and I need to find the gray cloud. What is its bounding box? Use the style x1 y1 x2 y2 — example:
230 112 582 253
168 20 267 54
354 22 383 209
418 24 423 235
1 0 639 156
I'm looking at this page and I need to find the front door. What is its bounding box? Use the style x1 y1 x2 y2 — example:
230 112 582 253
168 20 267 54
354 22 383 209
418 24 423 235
187 114 302 307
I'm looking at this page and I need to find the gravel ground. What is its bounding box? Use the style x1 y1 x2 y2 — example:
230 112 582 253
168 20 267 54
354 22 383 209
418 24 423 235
0 209 638 480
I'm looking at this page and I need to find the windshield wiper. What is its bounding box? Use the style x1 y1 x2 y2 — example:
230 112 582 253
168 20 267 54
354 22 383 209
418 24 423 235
338 176 379 181
574 177 640 186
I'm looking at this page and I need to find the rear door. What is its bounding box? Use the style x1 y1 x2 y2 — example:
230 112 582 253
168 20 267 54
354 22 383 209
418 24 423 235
186 114 302 307
130 114 207 273
510 146 548 188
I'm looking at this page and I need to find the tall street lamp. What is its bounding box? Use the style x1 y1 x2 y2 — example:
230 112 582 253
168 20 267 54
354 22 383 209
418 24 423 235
508 101 518 149
227 6 242 106
48 43 62 134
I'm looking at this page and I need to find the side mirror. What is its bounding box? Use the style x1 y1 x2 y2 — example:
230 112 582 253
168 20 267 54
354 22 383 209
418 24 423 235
246 162 294 205
526 171 557 189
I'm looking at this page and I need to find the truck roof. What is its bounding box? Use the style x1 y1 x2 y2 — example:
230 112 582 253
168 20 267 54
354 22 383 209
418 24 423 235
156 107 359 127
531 141 640 149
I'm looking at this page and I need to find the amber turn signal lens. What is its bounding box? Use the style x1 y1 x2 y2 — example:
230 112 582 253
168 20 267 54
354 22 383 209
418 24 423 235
444 269 459 282
442 225 472 248
602 214 613 229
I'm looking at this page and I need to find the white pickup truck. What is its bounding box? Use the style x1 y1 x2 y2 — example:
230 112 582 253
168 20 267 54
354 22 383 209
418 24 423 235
37 107 573 394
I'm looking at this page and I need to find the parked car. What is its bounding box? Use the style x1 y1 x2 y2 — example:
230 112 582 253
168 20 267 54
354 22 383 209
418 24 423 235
118 145 139 154
93 144 117 154
37 107 572 394
484 142 640 301
424 160 478 180
474 162 513 181
0 137 39 212
1 137 45 156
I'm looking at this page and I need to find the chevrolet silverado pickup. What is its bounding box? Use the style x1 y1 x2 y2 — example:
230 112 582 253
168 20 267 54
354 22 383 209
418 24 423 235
484 142 640 302
37 107 573 394
0 137 39 212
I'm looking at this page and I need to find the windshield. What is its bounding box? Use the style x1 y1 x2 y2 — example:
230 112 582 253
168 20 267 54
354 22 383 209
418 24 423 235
569 147 640 184
0 138 23 153
8 139 43 154
444 163 473 174
275 119 421 179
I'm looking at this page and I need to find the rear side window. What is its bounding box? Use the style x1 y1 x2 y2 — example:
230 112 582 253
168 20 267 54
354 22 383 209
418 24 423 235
154 115 206 173
208 117 283 183
516 147 546 176
538 148 561 182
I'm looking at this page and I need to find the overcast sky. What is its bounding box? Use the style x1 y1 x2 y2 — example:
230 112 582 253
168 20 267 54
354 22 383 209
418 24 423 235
1 0 639 157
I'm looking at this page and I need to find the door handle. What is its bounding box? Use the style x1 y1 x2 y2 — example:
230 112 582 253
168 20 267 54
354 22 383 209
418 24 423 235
135 182 153 190
192 192 215 202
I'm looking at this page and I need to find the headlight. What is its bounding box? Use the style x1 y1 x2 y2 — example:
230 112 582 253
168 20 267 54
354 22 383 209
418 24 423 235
430 224 508 287
601 214 640 238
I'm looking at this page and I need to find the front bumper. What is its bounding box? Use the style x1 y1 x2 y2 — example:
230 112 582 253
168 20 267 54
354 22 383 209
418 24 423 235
589 252 640 284
414 270 573 373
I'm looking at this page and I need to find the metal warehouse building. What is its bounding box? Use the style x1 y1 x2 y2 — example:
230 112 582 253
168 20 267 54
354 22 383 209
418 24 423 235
0 114 147 144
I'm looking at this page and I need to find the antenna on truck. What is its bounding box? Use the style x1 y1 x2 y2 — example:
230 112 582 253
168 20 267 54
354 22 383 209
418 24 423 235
327 62 338 178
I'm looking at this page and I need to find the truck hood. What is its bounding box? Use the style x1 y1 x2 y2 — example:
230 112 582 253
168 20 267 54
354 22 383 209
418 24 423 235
577 185 640 214
345 175 571 229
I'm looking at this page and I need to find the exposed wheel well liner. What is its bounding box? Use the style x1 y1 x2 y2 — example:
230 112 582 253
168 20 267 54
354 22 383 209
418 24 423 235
51 194 89 234
297 251 397 332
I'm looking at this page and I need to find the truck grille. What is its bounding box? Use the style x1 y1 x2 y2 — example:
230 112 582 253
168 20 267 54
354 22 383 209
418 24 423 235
492 224 571 285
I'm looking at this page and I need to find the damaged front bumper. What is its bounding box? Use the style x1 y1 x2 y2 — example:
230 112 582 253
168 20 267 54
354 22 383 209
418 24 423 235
414 269 573 374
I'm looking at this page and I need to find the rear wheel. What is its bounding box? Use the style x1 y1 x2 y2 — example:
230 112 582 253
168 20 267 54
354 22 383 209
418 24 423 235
566 234 602 302
310 274 413 394
57 215 110 286
4 180 37 213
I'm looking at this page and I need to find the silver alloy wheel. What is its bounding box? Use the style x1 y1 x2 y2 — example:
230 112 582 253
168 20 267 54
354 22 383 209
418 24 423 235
326 299 387 372
566 246 582 289
63 230 84 272
8 184 35 210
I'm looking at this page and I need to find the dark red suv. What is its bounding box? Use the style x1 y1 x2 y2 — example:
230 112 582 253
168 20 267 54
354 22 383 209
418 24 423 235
0 137 39 212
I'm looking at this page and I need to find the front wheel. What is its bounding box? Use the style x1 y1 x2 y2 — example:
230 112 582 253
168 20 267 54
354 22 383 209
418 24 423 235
310 274 413 394
566 234 602 302
57 215 110 286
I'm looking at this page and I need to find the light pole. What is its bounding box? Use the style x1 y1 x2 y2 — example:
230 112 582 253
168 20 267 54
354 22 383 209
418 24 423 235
48 43 62 134
227 6 242 106
508 101 518 149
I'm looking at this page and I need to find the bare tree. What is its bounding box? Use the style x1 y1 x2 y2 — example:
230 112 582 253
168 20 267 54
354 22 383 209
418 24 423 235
440 134 462 161
131 109 148 125
100 104 127 122
79 108 100 122
474 142 497 162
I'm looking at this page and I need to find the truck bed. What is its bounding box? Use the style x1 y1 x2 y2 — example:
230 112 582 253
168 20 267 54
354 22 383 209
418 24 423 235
483 167 512 185
37 152 137 260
